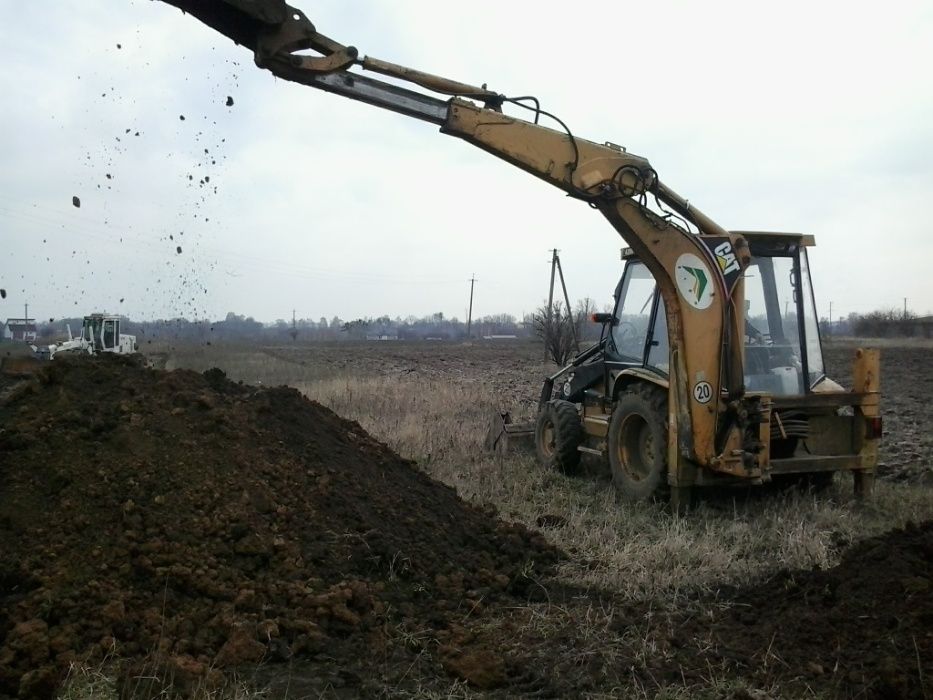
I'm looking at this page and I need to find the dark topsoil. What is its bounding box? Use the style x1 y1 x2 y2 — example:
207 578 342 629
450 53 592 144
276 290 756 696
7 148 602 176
1 351 931 699
671 520 933 699
461 521 933 700
0 355 558 698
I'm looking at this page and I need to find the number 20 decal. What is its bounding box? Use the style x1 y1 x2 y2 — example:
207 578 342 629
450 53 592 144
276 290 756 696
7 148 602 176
693 381 713 404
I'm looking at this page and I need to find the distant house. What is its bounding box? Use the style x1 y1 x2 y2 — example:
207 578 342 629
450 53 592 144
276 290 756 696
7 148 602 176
3 318 38 342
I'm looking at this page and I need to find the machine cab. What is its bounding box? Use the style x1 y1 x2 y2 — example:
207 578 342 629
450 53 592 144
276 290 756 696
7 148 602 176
608 233 825 396
82 314 121 352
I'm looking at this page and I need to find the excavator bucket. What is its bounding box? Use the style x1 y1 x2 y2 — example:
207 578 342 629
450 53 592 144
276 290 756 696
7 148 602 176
484 411 535 455
160 0 364 82
159 0 292 51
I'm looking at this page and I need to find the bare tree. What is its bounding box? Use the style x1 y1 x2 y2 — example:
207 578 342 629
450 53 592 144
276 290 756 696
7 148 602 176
534 301 576 365
574 297 600 343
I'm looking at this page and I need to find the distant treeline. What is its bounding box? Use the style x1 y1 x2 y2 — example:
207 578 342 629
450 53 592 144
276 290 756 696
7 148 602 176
31 303 610 346
822 309 933 338
26 306 931 346
33 311 534 344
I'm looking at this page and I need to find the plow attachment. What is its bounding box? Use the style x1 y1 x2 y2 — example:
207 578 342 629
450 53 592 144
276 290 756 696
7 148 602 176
484 411 535 455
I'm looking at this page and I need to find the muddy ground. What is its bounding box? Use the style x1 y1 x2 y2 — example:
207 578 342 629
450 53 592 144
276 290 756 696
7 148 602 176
0 339 930 698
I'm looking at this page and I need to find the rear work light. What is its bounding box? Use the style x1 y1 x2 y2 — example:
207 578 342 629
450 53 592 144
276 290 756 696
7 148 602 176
866 416 883 439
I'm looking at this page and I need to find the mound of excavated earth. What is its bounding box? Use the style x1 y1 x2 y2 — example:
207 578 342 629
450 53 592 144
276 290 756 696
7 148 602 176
666 520 933 698
0 355 558 698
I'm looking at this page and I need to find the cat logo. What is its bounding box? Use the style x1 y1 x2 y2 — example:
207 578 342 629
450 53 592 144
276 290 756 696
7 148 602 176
714 242 741 275
674 253 714 310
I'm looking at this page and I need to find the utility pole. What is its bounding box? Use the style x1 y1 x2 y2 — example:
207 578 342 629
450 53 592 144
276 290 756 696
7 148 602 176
828 301 833 336
904 297 908 319
466 274 476 339
545 249 557 359
289 309 298 341
555 253 579 352
24 303 28 321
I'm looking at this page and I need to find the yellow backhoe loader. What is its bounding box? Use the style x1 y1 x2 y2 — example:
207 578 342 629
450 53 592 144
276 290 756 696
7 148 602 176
156 0 881 509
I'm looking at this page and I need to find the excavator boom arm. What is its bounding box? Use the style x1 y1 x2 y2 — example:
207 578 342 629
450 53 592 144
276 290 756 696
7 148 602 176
157 0 759 476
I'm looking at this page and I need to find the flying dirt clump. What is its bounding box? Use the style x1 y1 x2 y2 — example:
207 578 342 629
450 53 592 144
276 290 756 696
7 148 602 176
0 355 558 698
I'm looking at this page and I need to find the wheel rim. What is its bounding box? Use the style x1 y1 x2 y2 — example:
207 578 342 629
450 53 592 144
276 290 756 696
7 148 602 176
541 418 556 457
617 413 654 481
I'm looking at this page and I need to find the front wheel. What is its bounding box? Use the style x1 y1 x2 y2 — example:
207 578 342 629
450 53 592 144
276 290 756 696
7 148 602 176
535 400 583 474
608 385 668 501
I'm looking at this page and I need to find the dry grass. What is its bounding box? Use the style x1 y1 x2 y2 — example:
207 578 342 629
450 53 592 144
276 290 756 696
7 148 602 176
57 662 118 700
127 341 933 698
291 372 933 605
58 658 268 700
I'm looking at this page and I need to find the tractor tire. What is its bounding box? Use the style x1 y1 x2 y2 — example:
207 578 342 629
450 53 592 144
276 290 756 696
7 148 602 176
608 384 668 501
535 400 583 474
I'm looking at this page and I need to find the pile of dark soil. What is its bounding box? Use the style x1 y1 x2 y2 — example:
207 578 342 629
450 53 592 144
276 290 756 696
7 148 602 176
667 520 933 697
471 522 933 698
0 355 558 698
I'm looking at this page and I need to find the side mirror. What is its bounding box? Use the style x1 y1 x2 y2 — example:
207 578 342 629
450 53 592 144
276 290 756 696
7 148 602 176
591 312 614 324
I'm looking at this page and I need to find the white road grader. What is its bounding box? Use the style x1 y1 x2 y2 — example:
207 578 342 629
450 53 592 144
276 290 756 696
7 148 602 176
32 314 137 360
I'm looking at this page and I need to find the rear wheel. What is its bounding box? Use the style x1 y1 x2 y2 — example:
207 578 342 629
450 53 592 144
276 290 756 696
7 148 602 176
535 400 583 474
608 385 668 501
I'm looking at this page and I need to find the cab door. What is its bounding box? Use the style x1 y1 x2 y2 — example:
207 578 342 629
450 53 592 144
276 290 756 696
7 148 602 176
102 319 117 350
608 261 668 374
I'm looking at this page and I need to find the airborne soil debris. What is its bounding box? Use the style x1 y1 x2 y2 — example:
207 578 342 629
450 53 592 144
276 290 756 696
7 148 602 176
225 96 234 107
70 196 80 208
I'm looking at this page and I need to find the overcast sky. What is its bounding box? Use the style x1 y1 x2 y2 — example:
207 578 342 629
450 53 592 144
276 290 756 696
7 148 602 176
1 1 931 324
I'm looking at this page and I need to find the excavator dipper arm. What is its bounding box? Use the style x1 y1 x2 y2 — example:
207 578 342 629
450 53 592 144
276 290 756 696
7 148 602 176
158 0 760 478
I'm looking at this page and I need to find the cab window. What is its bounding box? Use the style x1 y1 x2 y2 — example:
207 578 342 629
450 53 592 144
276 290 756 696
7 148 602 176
612 262 655 362
103 320 115 349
